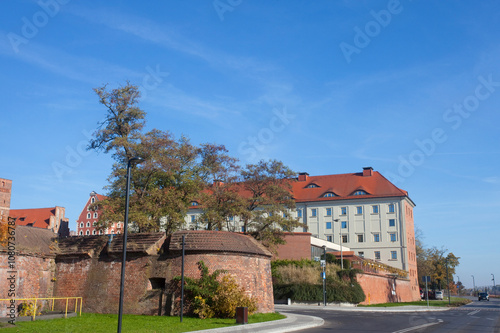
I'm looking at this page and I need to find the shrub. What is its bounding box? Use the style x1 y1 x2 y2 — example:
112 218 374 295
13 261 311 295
174 261 258 319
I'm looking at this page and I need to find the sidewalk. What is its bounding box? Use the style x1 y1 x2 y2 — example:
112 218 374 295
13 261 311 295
275 304 451 313
191 312 324 333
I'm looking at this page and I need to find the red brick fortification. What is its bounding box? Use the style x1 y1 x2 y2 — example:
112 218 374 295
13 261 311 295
357 272 416 305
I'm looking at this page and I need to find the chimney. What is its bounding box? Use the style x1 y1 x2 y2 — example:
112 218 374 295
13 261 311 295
298 172 309 182
362 167 373 177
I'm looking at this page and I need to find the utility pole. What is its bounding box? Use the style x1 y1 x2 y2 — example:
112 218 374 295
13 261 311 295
446 258 450 305
322 246 327 306
492 274 496 295
471 275 476 296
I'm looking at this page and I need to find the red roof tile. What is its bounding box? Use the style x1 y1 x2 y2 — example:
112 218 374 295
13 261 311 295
10 207 56 229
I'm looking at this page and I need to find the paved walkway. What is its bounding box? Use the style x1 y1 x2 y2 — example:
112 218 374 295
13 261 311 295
191 303 450 333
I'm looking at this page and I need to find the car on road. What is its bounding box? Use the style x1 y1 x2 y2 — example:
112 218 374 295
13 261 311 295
435 291 444 300
478 292 489 301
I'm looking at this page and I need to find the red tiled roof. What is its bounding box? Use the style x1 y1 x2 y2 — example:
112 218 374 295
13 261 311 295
168 230 272 257
292 171 409 203
10 207 56 229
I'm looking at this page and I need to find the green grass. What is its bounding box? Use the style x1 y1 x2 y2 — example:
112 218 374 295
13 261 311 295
358 297 472 308
0 312 286 333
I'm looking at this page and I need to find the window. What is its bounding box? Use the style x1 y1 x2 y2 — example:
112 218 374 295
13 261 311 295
326 235 333 242
87 213 91 219
388 204 395 213
92 230 96 235
190 215 195 223
374 251 381 260
390 233 397 242
341 235 348 243
99 230 103 235
241 226 246 232
353 190 367 195
357 234 364 242
356 206 362 214
341 221 347 229
80 222 83 228
86 230 90 235
297 209 302 218
372 205 379 214
391 251 397 260
283 212 287 218
86 222 90 227
326 208 332 216
323 192 335 197
91 197 95 203
228 216 234 221
79 231 83 235
93 212 98 218
148 278 166 291
191 201 199 206
389 219 396 227
358 251 364 257
311 209 317 217
326 222 332 229
306 183 319 188
373 233 380 242
341 207 347 215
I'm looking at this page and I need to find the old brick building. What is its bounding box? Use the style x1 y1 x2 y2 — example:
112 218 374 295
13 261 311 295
1 229 274 316
76 191 121 236
10 206 70 237
0 178 12 220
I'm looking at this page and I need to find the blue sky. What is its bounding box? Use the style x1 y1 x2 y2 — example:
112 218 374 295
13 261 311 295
1 0 499 288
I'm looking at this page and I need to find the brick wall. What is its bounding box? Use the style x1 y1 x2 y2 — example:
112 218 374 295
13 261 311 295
53 251 273 315
357 272 417 305
0 253 55 316
274 233 311 260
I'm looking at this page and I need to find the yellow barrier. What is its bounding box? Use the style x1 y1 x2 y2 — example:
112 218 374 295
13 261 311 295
0 297 83 321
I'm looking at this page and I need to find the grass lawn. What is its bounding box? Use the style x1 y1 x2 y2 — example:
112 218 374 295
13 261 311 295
0 312 285 332
358 297 472 307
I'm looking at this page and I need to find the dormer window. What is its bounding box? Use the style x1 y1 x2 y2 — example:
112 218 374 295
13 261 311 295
323 192 336 198
190 201 199 206
91 197 95 203
305 183 319 188
352 190 368 195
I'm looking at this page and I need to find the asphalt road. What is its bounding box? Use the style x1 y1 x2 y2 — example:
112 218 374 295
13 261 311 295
280 297 500 333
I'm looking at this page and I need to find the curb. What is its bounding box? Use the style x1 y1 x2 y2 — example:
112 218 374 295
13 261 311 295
189 313 324 333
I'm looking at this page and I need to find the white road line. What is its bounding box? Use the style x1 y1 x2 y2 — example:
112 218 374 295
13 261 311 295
392 319 443 333
467 310 481 316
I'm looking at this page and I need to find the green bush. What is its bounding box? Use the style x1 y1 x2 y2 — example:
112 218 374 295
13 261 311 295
174 261 257 319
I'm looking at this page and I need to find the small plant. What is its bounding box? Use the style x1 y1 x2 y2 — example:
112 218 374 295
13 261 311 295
18 302 40 317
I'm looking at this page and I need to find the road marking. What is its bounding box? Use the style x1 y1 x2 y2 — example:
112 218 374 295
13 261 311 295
392 319 443 333
467 310 481 316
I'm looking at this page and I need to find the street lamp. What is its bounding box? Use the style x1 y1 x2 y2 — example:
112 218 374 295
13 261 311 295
333 219 342 269
492 274 496 295
456 276 460 296
471 275 476 296
322 245 327 306
118 156 144 333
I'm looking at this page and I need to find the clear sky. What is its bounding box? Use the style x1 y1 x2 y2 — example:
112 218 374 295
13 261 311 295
1 1 499 289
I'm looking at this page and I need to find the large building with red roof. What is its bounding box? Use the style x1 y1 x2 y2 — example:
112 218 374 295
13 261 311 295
76 191 122 236
10 206 70 237
185 167 418 292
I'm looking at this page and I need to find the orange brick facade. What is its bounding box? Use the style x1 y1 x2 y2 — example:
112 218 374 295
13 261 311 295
274 233 312 260
357 272 416 305
0 178 12 219
404 202 420 301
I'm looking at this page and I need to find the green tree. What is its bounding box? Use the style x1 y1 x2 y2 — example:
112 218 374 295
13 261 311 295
88 83 231 233
239 160 304 247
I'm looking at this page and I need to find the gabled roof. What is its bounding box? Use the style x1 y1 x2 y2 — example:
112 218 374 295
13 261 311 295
10 207 58 229
292 171 409 203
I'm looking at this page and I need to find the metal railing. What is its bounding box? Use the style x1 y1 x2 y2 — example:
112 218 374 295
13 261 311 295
0 297 82 321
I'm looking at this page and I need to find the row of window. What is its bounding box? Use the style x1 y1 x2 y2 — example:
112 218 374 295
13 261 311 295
358 251 398 260
86 212 98 219
324 219 396 230
79 222 122 229
325 232 398 243
300 204 395 218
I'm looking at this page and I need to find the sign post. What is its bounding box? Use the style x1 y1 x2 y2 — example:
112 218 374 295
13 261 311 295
423 276 431 308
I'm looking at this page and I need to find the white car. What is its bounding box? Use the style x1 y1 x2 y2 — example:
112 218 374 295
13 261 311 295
435 291 444 300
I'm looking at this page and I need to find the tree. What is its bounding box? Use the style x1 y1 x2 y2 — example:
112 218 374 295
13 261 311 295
238 160 304 247
415 229 460 290
88 83 230 233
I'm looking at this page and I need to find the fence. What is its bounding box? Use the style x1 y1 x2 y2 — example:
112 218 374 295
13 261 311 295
0 297 82 321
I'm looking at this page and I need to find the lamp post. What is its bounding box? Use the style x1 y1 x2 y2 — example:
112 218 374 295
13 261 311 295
334 219 342 269
492 274 496 295
471 275 476 296
322 245 327 306
445 258 450 305
457 276 460 296
117 156 144 333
